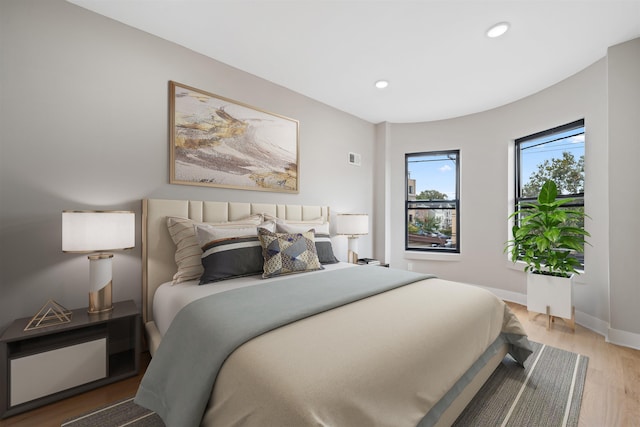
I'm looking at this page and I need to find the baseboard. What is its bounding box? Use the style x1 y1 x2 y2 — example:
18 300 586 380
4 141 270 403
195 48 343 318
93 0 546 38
479 285 639 350
574 310 609 338
607 327 640 350
480 285 526 306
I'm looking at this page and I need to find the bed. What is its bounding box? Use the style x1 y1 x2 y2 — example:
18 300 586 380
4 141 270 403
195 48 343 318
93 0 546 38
135 198 532 427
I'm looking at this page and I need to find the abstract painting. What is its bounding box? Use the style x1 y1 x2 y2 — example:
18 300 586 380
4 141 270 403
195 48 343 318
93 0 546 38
169 81 299 193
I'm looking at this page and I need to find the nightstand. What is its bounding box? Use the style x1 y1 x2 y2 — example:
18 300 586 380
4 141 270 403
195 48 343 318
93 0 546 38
0 300 140 418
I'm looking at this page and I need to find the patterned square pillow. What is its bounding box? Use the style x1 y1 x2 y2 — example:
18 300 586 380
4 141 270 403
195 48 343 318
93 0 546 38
195 222 276 285
275 222 339 264
258 228 324 279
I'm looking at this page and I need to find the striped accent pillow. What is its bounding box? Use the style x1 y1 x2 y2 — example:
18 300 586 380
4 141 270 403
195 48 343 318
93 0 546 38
195 222 276 285
166 215 262 284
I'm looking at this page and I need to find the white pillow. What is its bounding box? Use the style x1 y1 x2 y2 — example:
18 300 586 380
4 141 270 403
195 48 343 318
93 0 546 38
194 221 276 247
262 213 327 233
276 221 329 235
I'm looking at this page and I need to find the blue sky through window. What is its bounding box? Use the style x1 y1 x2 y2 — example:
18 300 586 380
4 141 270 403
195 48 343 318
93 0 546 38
407 153 457 199
519 127 585 191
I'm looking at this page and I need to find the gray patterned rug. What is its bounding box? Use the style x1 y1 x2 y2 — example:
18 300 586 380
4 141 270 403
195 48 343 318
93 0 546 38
453 341 588 426
62 342 587 427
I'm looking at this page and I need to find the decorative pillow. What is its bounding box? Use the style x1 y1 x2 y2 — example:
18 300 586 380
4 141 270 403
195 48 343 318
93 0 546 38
166 215 262 284
195 223 275 285
263 214 326 225
275 222 339 264
276 221 329 235
258 228 324 279
312 234 340 264
195 222 275 246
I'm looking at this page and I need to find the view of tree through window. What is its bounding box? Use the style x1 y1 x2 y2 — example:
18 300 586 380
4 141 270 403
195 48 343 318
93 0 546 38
515 119 586 266
405 150 459 252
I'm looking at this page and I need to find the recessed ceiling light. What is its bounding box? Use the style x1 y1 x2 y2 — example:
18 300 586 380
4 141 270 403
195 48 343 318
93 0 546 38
375 80 389 89
486 22 510 38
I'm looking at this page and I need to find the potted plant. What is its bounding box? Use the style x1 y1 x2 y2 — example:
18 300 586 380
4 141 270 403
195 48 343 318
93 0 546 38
505 180 590 327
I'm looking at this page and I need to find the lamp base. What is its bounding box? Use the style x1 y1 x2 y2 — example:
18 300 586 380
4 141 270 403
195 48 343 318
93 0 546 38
347 236 360 264
88 282 113 314
88 253 114 314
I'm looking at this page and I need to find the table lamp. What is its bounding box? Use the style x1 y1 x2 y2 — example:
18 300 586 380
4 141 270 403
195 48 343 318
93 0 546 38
62 210 135 314
335 213 369 263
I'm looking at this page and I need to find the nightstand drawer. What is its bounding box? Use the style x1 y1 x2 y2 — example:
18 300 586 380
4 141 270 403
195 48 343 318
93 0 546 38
10 337 107 406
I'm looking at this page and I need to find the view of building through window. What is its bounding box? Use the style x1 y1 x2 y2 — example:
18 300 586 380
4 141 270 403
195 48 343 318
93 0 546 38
405 151 459 252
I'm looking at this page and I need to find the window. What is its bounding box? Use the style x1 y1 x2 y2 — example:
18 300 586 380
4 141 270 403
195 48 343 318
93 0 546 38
515 119 585 265
406 150 460 253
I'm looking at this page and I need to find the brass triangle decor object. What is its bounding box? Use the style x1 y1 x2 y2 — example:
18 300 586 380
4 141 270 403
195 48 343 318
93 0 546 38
24 299 73 331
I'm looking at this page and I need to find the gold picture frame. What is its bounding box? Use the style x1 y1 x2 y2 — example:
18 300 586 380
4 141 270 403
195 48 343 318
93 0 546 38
169 81 299 193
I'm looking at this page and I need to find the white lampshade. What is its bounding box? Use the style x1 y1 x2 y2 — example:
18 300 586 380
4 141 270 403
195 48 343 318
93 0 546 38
62 210 135 314
62 211 135 253
335 214 369 236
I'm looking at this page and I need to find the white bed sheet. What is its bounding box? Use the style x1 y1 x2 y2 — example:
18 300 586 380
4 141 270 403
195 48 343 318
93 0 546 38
153 262 355 336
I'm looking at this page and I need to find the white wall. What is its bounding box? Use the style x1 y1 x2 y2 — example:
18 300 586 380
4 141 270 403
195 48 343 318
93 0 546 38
0 0 375 331
608 38 640 340
383 57 612 332
373 122 391 264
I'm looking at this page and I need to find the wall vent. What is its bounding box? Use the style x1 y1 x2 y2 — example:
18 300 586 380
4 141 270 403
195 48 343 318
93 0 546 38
348 152 361 166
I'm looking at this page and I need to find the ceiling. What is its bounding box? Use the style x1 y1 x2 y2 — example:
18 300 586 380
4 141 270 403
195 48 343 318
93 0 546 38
68 0 640 124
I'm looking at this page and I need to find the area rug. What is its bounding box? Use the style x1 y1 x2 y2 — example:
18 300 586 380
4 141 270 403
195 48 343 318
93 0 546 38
62 342 587 427
453 341 588 426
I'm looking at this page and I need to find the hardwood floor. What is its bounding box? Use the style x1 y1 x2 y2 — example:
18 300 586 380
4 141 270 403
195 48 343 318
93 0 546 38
507 302 640 427
1 303 639 427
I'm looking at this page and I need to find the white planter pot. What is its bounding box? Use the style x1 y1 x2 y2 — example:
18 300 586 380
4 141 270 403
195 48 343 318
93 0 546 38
526 272 573 320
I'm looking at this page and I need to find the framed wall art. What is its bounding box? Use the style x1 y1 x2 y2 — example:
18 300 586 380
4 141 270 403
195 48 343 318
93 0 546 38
169 81 299 193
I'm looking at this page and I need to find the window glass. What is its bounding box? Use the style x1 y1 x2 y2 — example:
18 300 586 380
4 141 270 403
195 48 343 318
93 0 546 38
406 151 459 252
515 119 585 266
517 119 585 199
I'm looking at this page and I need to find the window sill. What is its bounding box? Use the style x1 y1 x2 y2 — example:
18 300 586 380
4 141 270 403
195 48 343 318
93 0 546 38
404 251 462 262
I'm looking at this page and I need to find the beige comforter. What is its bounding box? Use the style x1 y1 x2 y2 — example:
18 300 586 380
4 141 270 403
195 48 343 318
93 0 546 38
202 278 526 427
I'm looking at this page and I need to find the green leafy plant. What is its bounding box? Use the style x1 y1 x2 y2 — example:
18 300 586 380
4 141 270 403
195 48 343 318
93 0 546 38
506 180 590 278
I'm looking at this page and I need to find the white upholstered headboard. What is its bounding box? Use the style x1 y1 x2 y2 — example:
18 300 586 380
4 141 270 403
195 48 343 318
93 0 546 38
142 198 330 324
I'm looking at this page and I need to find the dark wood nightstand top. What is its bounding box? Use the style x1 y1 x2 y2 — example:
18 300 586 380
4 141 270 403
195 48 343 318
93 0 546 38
0 300 139 343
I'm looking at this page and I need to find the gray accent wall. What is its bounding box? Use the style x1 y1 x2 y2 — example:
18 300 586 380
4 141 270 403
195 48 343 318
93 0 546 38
0 0 375 331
